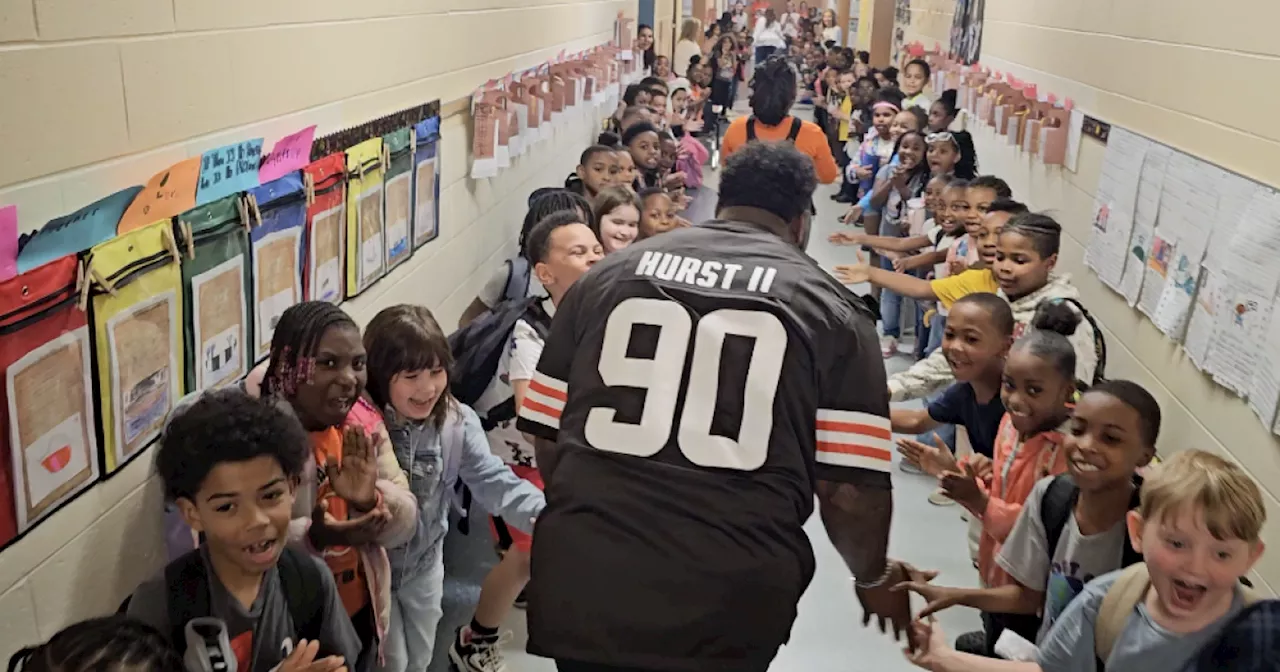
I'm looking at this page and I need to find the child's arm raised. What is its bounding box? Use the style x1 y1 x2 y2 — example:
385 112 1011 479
890 408 937 435
830 231 931 252
456 404 546 534
893 581 1043 619
833 250 937 301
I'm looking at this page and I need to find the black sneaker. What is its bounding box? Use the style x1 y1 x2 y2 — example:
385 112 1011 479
954 630 987 655
513 589 528 609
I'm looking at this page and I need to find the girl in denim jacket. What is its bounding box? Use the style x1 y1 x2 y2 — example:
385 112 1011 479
362 304 546 672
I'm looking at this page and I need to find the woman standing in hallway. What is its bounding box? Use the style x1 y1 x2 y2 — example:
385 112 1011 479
820 8 842 46
752 9 788 64
636 23 656 75
674 19 704 80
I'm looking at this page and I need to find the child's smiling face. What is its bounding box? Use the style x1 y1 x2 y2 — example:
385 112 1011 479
1065 390 1154 493
640 193 678 237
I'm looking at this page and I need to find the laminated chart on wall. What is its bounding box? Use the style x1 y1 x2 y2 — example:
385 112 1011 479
382 128 414 272
1084 128 1147 290
86 220 184 473
177 196 251 393
412 116 442 250
304 154 347 304
345 138 386 298
249 174 306 362
118 158 200 234
1 256 99 545
16 186 142 274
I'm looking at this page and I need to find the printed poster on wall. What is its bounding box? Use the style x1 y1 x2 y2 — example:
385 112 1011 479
310 205 344 304
253 229 303 361
107 291 180 465
190 257 246 391
5 327 99 531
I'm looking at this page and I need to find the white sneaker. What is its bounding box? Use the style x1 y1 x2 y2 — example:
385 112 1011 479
881 336 899 358
449 626 511 672
898 459 924 475
928 489 956 506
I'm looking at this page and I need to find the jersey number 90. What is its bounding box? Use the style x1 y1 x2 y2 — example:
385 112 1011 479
584 297 787 471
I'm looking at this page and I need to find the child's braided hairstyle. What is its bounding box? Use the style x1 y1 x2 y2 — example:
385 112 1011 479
262 301 358 398
7 615 184 672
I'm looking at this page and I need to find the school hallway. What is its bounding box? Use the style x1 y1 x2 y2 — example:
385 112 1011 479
427 111 984 672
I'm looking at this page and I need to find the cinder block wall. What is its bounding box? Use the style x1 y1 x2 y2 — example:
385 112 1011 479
0 0 628 656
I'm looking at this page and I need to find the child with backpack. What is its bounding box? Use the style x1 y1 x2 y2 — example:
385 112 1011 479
895 380 1161 654
10 615 186 672
448 211 604 672
127 389 361 672
457 189 596 327
912 301 1083 654
905 449 1268 672
362 304 546 672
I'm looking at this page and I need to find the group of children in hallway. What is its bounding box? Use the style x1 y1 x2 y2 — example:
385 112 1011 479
9 27 1279 672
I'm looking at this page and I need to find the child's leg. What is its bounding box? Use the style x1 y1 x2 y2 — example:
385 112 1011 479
396 548 446 670
381 598 410 672
475 548 531 627
878 255 903 350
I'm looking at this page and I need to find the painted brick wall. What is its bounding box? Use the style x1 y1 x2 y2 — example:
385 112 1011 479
0 0 628 656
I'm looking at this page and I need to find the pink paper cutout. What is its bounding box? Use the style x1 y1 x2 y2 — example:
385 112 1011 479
0 205 16 282
259 126 317 184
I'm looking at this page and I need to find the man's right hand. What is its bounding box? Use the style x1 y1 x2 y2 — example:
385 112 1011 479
277 639 346 672
856 559 926 651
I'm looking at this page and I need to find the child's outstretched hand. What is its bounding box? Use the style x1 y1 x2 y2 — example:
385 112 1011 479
903 618 949 670
939 461 987 512
966 454 994 481
833 250 873 285
890 573 960 620
310 498 389 548
842 205 864 225
896 434 959 477
278 638 347 672
829 230 866 245
329 426 379 511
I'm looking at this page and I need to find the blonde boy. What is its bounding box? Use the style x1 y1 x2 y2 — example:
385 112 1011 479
907 449 1267 672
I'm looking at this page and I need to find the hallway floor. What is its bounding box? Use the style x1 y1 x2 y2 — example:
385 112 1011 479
426 109 984 672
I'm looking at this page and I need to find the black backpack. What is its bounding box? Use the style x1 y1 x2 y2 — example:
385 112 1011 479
745 118 815 216
1040 474 1144 571
120 547 327 657
448 296 552 424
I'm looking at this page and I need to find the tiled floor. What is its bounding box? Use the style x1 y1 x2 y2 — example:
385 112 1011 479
426 107 984 672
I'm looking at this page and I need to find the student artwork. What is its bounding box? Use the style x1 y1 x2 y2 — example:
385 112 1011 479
470 98 500 180
382 128 414 272
345 138 386 298
303 154 346 303
412 116 442 249
16 186 143 274
177 195 251 393
117 157 201 234
195 139 264 206
0 205 16 282
249 173 306 362
86 220 184 473
259 126 317 184
1 255 99 544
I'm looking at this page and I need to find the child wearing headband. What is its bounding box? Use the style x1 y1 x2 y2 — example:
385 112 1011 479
851 89 906 199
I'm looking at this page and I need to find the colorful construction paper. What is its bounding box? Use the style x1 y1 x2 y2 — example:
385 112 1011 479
17 186 143 274
196 139 263 206
0 205 16 282
118 157 201 234
259 126 317 184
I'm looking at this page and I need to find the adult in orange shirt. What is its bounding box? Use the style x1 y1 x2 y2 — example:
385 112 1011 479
722 58 840 184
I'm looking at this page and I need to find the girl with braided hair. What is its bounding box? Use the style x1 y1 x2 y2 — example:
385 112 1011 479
247 300 417 672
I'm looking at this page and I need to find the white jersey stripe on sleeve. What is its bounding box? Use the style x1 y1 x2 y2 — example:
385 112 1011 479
531 370 569 396
815 450 892 472
518 404 561 431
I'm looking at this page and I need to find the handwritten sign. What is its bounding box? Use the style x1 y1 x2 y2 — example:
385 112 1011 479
17 186 143 274
196 139 263 206
259 126 316 184
0 205 16 282
118 157 200 234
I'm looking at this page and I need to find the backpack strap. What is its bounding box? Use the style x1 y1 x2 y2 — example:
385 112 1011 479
1040 475 1078 562
1095 563 1151 663
787 116 803 142
166 549 210 652
276 547 328 652
746 118 757 142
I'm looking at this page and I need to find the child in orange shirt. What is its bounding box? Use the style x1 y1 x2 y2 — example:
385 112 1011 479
930 300 1081 654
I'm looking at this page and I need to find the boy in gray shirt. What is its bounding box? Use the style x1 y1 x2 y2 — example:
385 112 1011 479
903 449 1268 672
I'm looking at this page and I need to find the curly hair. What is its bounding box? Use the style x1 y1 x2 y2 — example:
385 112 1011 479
517 189 594 257
718 142 817 222
157 388 309 502
7 615 184 672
